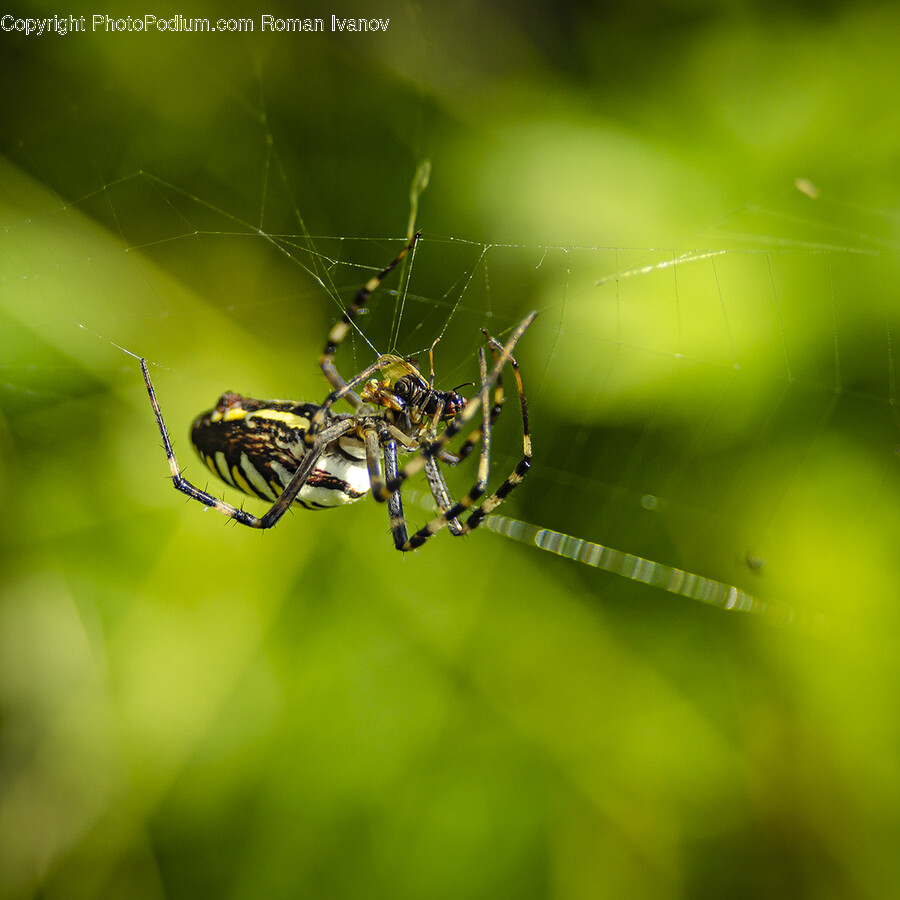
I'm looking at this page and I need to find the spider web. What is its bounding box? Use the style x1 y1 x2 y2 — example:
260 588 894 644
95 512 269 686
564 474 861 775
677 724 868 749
3 156 896 631
3 7 900 897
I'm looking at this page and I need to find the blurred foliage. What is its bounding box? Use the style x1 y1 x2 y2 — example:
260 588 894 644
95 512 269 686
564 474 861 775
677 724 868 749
2 0 900 898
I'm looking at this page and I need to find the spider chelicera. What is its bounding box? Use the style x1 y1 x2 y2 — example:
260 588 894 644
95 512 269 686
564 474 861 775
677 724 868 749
141 233 535 551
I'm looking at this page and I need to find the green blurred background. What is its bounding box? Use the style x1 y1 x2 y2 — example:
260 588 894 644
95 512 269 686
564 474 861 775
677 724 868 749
2 0 900 897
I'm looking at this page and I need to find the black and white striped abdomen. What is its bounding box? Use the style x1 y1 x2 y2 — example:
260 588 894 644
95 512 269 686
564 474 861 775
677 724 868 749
190 393 369 509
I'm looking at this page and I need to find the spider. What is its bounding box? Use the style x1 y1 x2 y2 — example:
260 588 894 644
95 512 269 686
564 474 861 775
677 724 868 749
141 233 535 551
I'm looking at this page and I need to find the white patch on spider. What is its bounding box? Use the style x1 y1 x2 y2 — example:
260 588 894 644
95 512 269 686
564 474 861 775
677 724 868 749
338 434 366 459
268 460 293 489
321 455 370 499
289 453 370 508
214 451 232 484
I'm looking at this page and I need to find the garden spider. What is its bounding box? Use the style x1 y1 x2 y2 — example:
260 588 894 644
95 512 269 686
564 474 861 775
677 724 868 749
141 233 535 551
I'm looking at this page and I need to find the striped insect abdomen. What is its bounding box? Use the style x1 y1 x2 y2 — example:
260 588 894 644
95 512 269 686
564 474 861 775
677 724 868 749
191 393 369 509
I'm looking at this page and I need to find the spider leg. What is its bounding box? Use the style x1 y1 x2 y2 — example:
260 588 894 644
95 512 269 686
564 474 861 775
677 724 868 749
449 327 506 465
424 456 464 535
319 233 421 408
364 414 474 550
390 347 494 549
373 425 470 550
461 340 532 533
384 329 532 551
383 437 413 551
363 425 412 550
142 358 354 529
422 345 492 537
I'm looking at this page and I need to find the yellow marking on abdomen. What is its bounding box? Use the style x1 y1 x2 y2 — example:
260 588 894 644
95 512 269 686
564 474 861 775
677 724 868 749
214 451 232 484
203 454 220 479
210 406 247 424
230 465 254 496
247 409 310 429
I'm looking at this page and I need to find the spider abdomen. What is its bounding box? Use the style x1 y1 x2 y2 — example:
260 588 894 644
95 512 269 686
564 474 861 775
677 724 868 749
191 393 369 510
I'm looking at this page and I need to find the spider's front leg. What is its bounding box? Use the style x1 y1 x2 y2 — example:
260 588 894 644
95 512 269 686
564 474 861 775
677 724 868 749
319 233 421 405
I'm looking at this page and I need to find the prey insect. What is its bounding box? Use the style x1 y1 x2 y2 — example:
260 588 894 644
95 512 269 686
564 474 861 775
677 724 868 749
141 233 535 550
